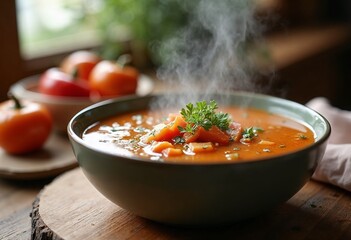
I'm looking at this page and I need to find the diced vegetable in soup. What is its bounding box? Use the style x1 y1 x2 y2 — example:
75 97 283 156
83 100 315 163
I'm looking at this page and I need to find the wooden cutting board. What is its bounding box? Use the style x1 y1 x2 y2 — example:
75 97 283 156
0 133 77 180
31 168 351 240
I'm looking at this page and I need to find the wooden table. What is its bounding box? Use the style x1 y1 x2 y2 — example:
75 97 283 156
0 175 52 239
1 167 351 240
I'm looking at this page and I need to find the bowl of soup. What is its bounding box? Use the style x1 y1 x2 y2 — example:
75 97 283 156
68 92 330 226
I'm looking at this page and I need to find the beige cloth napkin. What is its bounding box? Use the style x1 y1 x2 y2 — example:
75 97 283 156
306 97 351 191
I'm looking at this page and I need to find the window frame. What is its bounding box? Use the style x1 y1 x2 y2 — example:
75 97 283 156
0 0 99 101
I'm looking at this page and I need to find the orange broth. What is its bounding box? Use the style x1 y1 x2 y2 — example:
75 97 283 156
83 107 315 163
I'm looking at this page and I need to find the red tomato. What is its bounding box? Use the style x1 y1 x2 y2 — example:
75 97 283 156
0 96 52 154
89 60 139 97
60 50 100 81
38 68 91 97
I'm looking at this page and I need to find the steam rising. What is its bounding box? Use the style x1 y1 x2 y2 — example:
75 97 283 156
154 0 266 109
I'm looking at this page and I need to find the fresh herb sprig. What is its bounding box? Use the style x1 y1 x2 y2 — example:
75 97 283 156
242 127 264 140
178 100 231 134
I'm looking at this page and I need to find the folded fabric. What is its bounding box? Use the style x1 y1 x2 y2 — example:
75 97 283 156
306 97 351 191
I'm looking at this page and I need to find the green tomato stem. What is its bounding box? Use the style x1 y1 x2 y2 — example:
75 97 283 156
8 92 22 109
117 54 132 68
72 67 79 79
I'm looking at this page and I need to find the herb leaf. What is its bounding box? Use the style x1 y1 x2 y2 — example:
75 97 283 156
242 127 264 140
179 100 231 134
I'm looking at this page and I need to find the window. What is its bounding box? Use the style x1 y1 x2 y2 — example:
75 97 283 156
16 0 103 59
0 0 104 101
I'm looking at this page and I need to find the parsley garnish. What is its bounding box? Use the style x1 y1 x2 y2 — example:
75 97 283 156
297 133 307 140
242 127 264 140
178 100 231 134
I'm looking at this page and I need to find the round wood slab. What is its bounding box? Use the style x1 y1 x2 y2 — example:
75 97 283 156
31 168 351 240
0 133 77 180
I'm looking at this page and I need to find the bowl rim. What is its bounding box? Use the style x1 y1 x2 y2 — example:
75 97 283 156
9 74 155 105
67 92 331 166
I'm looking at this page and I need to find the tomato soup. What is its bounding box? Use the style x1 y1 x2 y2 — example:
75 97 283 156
83 105 315 164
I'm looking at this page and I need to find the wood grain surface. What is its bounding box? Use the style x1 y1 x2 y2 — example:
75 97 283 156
0 133 77 180
0 176 53 240
32 168 351 240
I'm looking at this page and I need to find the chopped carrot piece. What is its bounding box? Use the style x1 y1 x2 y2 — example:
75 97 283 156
151 141 174 153
143 116 187 143
168 115 187 132
143 123 169 143
197 126 230 145
258 140 275 145
184 126 230 145
167 113 181 122
188 142 214 153
162 148 183 157
183 128 201 143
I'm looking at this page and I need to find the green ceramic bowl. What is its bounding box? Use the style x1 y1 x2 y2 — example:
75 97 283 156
68 92 330 226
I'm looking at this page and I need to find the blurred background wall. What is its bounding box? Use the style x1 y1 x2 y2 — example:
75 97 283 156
0 0 350 108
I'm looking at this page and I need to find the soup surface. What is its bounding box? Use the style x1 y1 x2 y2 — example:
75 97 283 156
83 103 315 164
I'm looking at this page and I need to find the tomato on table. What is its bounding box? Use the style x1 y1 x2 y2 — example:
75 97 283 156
0 96 53 154
38 68 91 97
60 50 100 81
89 57 139 97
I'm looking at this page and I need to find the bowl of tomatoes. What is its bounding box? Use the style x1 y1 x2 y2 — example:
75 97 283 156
9 51 154 133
